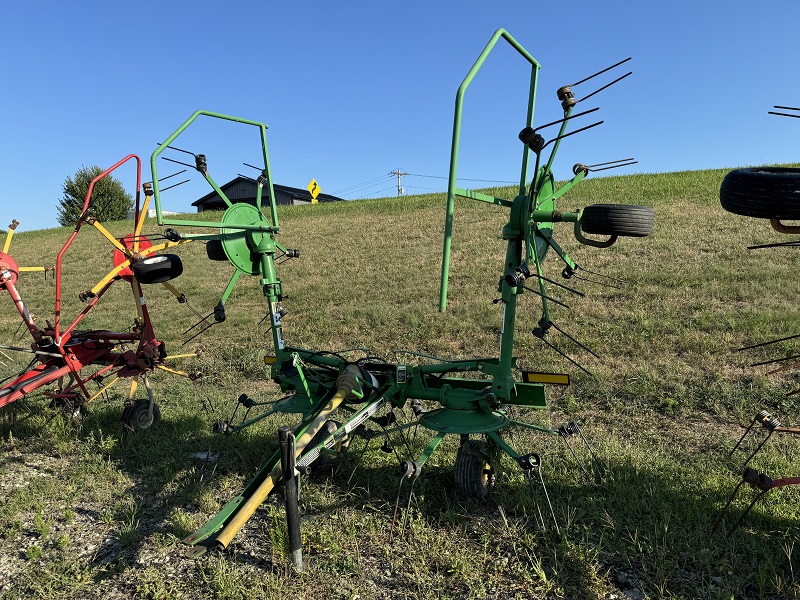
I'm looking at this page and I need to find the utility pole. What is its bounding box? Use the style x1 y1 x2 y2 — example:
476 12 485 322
388 169 407 197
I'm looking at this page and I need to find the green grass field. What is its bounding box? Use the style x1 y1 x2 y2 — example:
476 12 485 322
1 167 800 599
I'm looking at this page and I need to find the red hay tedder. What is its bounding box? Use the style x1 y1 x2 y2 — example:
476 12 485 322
0 154 196 430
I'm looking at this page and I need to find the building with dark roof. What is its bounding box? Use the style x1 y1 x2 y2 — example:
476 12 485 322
191 177 344 211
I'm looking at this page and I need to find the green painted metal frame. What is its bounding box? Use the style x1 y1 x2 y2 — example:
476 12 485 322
148 27 639 556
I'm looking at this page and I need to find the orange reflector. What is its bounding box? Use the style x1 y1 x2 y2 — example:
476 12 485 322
522 371 570 386
264 356 276 365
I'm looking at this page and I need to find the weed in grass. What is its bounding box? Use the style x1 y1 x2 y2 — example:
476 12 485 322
25 544 43 561
34 508 52 539
115 514 141 547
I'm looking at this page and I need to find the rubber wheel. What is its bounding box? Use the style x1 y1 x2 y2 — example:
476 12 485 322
454 439 496 500
580 204 655 237
206 239 228 261
304 419 348 474
122 399 161 431
132 254 183 284
720 167 800 219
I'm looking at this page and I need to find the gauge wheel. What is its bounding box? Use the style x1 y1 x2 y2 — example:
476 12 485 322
122 399 161 431
206 239 228 261
132 254 184 284
454 439 497 500
304 419 348 474
720 167 800 219
579 204 655 237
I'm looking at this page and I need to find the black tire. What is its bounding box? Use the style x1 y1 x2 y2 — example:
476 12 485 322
454 439 496 500
132 254 183 284
206 239 228 261
580 204 655 237
303 419 348 474
720 167 800 219
122 399 161 431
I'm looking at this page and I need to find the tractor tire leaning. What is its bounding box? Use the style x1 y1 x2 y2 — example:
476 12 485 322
580 204 655 237
454 439 496 500
206 240 228 261
720 167 800 219
132 254 183 284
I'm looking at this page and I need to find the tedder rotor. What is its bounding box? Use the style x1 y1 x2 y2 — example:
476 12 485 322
149 29 655 568
714 105 800 532
0 155 198 429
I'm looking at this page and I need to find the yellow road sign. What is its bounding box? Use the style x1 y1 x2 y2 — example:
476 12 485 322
307 179 321 203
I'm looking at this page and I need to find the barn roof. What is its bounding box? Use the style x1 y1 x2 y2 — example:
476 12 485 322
192 176 344 207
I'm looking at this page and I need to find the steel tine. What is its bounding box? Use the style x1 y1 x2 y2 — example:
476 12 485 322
527 274 585 297
519 285 571 309
526 470 548 531
572 274 624 290
589 161 638 172
711 478 747 536
576 267 626 284
542 121 604 150
736 333 800 352
750 354 800 367
534 335 594 376
747 241 800 249
549 321 601 359
532 107 601 133
728 489 771 534
572 421 606 476
585 158 635 169
182 321 215 346
739 430 777 471
729 410 771 456
569 57 632 88
769 111 800 119
579 72 633 104
390 467 413 542
401 471 421 539
560 430 593 481
184 311 215 335
160 179 190 192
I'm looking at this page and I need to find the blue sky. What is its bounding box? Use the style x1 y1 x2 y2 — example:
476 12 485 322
2 1 799 231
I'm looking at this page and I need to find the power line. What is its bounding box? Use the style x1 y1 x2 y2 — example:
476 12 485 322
331 174 393 196
340 180 397 197
352 186 397 199
404 185 447 192
405 172 518 184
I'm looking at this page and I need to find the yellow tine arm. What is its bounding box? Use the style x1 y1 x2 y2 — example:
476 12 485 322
3 220 19 253
133 196 151 253
86 377 120 404
88 219 129 254
161 281 183 300
128 379 139 402
156 365 192 378
164 352 201 361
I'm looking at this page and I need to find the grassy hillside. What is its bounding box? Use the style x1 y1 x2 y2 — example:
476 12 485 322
1 167 800 599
